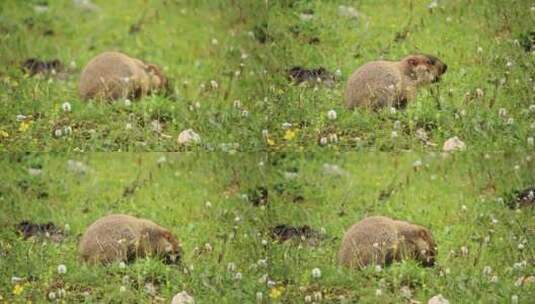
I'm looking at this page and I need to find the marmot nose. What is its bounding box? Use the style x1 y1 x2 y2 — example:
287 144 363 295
443 64 448 73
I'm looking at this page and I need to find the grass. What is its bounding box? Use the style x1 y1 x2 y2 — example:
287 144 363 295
0 0 534 303
0 153 271 303
0 152 534 303
0 0 269 151
0 0 533 152
258 0 535 152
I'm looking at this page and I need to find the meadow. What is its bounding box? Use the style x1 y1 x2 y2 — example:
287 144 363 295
0 0 534 303
0 0 533 153
0 152 534 303
0 0 269 151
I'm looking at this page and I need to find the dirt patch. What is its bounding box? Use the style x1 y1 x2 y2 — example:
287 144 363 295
287 66 335 87
270 224 322 245
16 220 64 242
21 58 64 76
509 186 535 208
248 186 268 206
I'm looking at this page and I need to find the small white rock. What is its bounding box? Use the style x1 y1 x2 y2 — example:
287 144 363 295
144 282 157 296
171 291 195 304
428 294 449 304
400 286 412 299
177 129 201 145
443 136 466 152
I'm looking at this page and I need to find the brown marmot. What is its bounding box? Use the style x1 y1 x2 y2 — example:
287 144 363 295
338 216 436 268
78 51 168 101
78 214 182 265
345 54 447 109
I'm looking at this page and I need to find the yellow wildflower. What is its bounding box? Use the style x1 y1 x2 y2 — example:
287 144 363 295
19 121 31 132
0 130 8 137
269 286 285 299
267 137 275 146
283 129 296 141
12 284 23 296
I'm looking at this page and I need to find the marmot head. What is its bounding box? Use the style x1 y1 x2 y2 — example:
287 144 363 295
145 63 168 91
149 229 182 265
402 54 447 85
407 227 437 267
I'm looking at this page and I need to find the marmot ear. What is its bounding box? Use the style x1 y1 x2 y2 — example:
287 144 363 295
161 230 173 241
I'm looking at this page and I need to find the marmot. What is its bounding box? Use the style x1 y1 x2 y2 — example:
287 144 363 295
78 214 181 265
345 54 447 109
78 51 168 101
338 216 436 268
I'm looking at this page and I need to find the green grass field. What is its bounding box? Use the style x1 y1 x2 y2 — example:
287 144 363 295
0 0 534 303
1 0 269 151
259 0 535 152
0 152 534 303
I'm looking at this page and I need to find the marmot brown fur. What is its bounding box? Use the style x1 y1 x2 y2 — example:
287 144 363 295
345 54 447 109
78 51 168 101
338 216 436 268
78 214 181 265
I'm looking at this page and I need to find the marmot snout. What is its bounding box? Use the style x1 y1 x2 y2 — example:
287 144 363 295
345 54 447 109
78 51 168 101
78 214 182 265
338 216 437 268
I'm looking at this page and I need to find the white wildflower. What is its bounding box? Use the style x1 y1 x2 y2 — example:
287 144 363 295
227 262 236 272
48 291 56 300
62 102 72 112
311 267 321 279
511 295 518 304
57 264 67 274
256 292 263 302
282 122 292 129
327 109 337 120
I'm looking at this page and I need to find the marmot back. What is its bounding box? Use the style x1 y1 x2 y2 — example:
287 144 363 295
78 51 167 101
345 54 447 110
338 216 436 268
78 214 181 265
